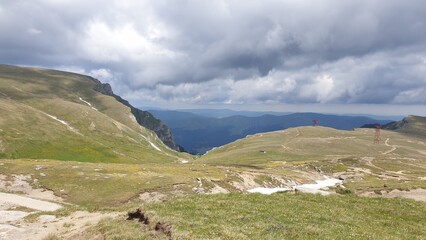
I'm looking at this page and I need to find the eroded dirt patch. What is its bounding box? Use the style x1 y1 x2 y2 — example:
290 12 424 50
127 208 172 239
361 188 426 202
139 192 167 203
155 221 172 239
8 211 118 240
0 174 63 202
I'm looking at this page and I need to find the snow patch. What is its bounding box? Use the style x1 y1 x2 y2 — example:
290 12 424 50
25 105 80 135
248 187 291 194
248 177 342 195
45 113 68 126
295 178 342 191
149 141 161 152
44 113 82 135
79 97 98 111
129 114 137 123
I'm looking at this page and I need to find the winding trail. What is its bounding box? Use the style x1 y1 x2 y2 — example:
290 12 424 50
383 138 397 155
295 128 301 137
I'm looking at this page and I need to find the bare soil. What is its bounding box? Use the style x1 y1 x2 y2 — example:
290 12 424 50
361 188 426 202
0 174 117 240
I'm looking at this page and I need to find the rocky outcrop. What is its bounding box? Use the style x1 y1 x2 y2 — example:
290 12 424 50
382 117 409 130
93 81 113 95
91 79 181 151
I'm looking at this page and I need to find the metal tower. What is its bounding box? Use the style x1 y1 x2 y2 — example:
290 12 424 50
374 125 381 144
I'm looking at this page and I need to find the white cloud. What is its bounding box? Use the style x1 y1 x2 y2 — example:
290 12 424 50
393 88 426 104
230 71 297 103
28 28 42 35
1 0 426 112
89 68 114 81
300 74 334 103
81 19 178 62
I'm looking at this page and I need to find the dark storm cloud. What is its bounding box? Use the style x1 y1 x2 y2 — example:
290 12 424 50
1 0 425 106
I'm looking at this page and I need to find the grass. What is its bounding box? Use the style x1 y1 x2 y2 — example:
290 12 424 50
143 192 426 239
2 65 426 239
0 159 230 208
0 65 186 163
93 217 166 240
198 126 426 193
200 127 392 166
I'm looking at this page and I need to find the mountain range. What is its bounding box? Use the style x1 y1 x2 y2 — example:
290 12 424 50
1 65 426 239
148 109 393 154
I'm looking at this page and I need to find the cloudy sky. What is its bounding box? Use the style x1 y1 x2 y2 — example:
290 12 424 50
1 0 425 115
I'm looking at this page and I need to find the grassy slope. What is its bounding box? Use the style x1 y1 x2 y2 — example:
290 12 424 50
144 193 426 239
199 125 426 192
200 126 418 165
0 159 224 208
395 115 426 139
1 65 426 239
0 65 185 163
81 122 426 239
114 123 425 239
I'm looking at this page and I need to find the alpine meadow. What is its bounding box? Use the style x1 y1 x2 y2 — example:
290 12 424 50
0 65 425 239
1 1 426 239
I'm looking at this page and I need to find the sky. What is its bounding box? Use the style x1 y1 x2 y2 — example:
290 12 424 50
1 0 425 116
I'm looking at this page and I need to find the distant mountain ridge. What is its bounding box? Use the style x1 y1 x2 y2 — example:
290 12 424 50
149 109 393 154
383 115 426 139
145 108 403 120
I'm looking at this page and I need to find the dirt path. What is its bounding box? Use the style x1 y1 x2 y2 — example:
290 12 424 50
0 183 116 240
383 138 397 155
295 128 300 137
0 210 119 240
0 192 62 211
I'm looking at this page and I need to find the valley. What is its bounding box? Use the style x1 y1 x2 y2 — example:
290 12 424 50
149 109 394 154
0 66 425 239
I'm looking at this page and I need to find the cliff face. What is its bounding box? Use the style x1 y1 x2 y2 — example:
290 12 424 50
92 79 181 151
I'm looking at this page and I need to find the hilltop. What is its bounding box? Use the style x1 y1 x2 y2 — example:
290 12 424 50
199 118 426 190
0 65 182 162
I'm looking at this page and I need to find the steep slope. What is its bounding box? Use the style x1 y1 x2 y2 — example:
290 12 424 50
95 82 181 151
0 65 183 163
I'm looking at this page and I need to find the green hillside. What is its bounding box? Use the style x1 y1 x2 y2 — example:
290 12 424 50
0 65 183 163
384 115 426 139
1 65 425 239
200 124 426 192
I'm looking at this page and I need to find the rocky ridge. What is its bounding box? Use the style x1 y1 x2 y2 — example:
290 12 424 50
92 79 182 151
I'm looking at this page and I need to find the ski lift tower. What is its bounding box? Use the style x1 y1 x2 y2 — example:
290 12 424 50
374 125 381 144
